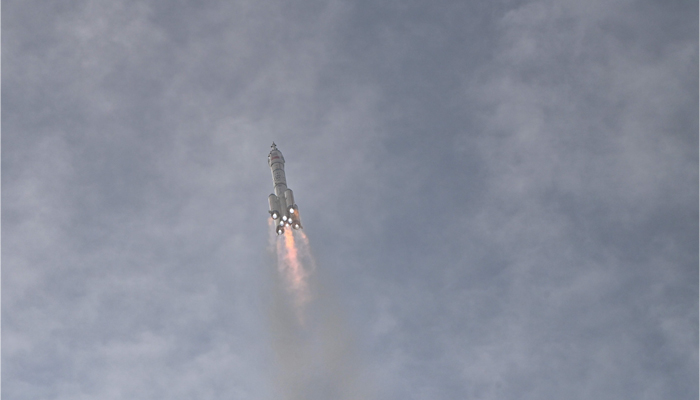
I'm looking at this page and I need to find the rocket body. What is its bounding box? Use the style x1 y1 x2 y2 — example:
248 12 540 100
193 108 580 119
268 143 302 234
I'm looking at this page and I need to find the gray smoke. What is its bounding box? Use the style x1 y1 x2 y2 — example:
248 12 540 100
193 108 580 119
268 230 373 400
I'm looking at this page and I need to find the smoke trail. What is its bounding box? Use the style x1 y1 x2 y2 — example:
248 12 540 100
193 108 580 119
268 222 373 400
276 229 312 324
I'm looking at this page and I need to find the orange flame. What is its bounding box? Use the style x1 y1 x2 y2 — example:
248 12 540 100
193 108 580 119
275 227 311 323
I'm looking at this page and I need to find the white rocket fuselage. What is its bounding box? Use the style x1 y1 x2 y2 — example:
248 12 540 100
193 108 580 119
268 143 301 234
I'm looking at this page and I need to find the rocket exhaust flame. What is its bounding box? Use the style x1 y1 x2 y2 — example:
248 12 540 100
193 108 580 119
277 229 312 323
268 218 371 399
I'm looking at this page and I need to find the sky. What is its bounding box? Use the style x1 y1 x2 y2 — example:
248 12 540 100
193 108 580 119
2 0 698 399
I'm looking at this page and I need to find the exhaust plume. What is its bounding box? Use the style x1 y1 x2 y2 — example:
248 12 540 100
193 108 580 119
277 228 313 324
267 221 372 400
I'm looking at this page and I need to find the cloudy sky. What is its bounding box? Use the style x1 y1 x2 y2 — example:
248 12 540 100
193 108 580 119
3 0 698 399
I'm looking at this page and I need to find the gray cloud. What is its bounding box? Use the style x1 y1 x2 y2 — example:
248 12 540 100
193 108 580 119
4 0 697 399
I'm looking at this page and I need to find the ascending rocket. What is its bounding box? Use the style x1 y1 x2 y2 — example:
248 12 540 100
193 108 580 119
268 142 302 235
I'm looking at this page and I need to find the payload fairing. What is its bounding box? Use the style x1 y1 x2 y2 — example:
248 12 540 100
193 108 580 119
268 142 302 235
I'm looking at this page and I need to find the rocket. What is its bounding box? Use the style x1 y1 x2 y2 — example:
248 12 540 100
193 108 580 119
268 142 302 235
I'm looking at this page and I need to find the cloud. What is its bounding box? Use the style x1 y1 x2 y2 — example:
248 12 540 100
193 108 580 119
3 0 696 399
